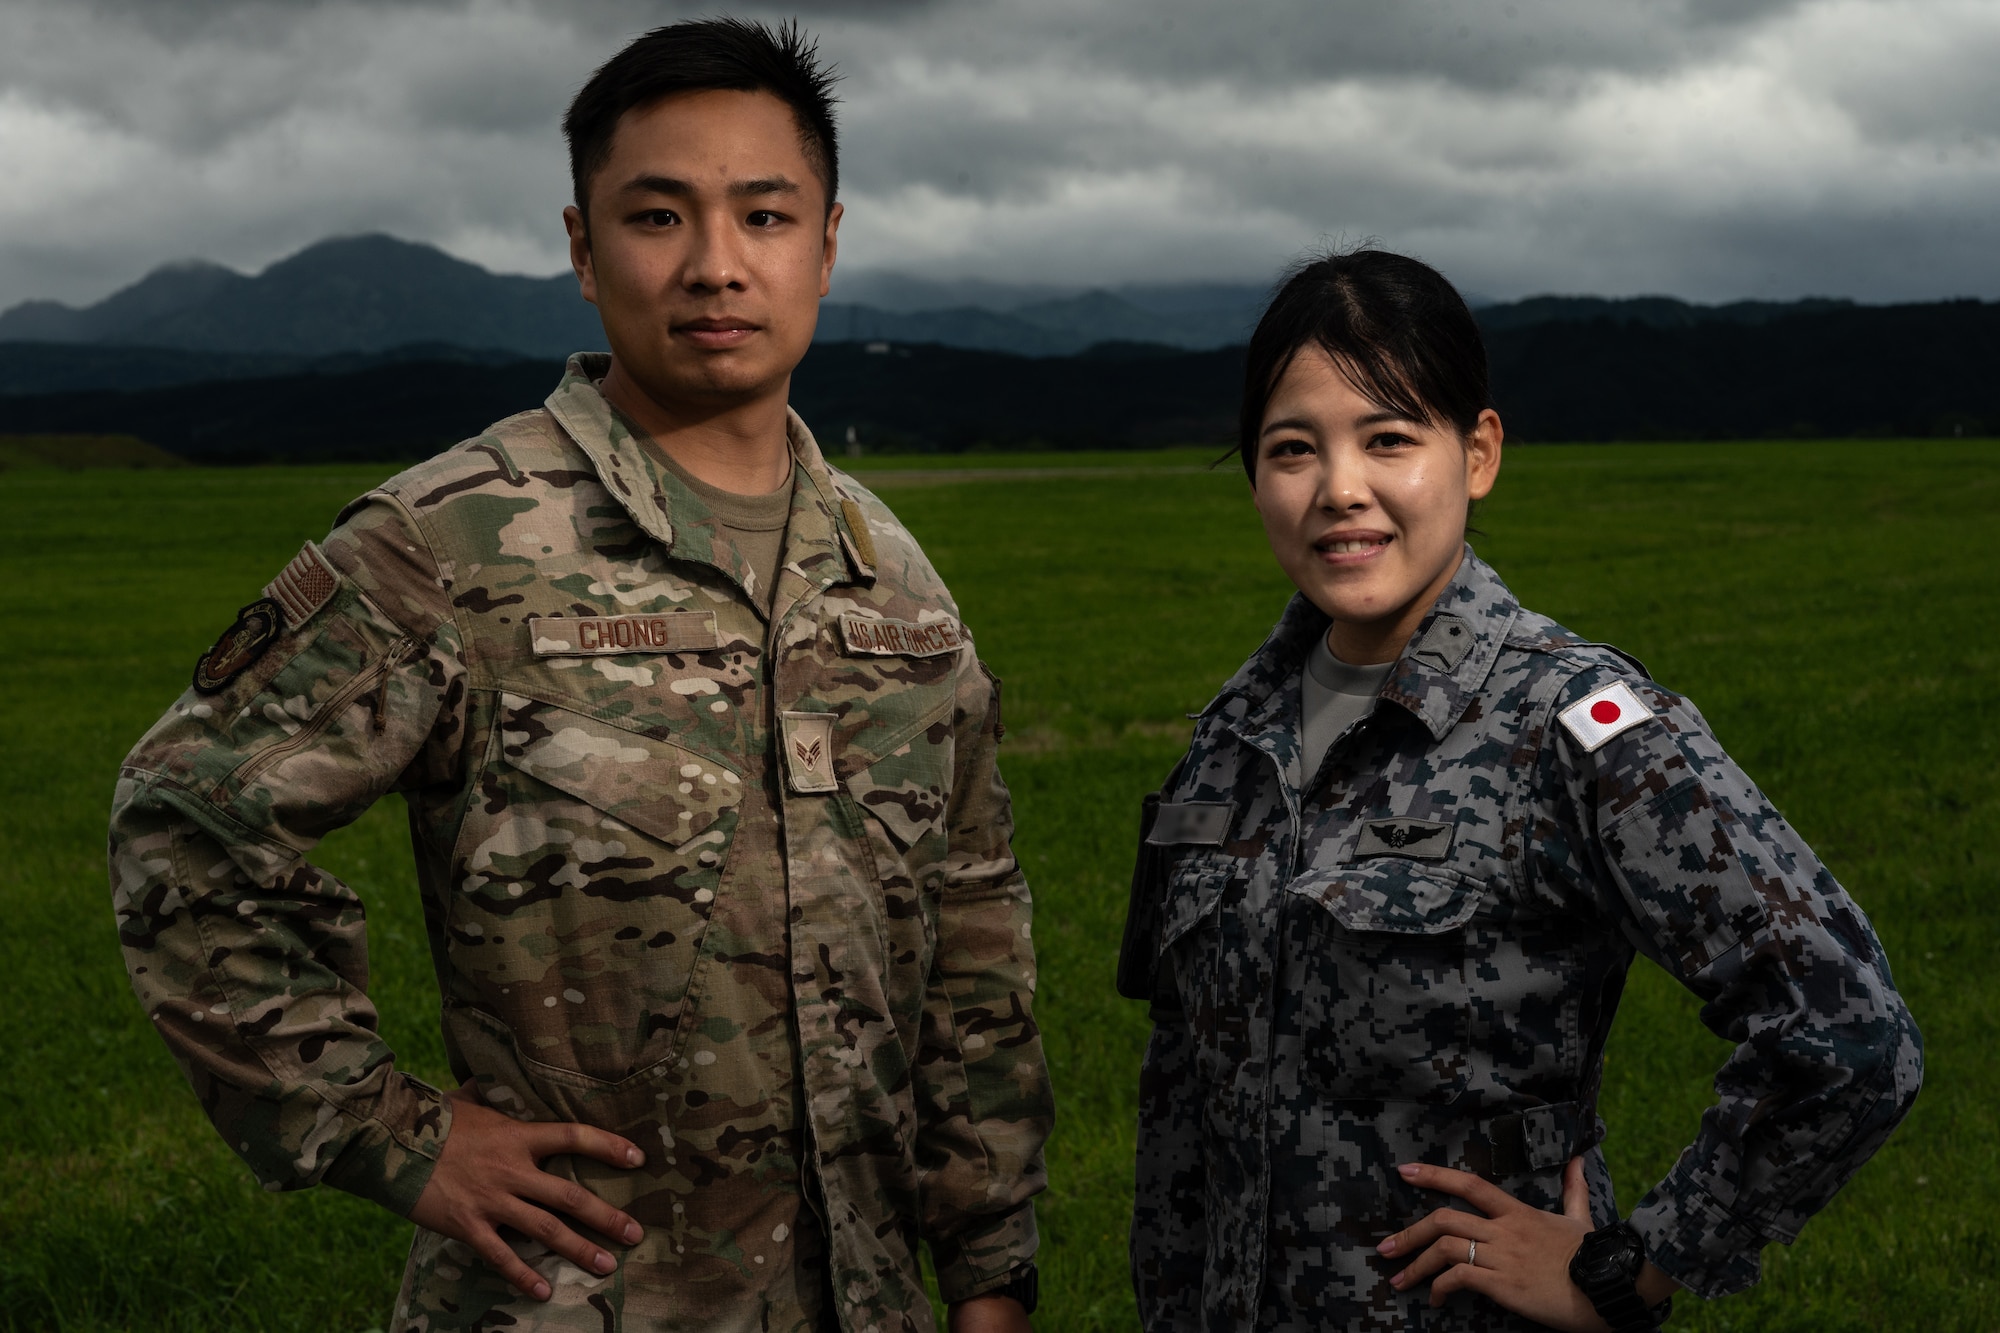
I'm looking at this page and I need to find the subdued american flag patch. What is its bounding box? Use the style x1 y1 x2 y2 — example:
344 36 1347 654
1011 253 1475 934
1557 681 1655 752
264 542 340 629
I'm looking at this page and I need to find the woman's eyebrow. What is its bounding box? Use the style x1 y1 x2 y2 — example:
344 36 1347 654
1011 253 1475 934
1260 416 1315 438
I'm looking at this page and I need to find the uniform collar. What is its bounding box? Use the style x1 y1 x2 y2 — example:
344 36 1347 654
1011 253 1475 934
542 353 876 596
1378 547 1518 740
1204 545 1518 746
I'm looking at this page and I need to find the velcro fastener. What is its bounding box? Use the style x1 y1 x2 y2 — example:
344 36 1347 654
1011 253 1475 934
1484 1100 1599 1175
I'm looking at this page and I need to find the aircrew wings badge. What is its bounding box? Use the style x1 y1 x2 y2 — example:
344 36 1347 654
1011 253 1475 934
1556 681 1655 752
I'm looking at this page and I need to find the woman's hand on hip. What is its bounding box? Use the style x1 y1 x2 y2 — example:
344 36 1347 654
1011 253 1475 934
1375 1157 1612 1331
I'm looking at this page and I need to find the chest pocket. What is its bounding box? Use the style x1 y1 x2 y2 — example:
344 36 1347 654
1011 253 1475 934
1159 851 1234 954
450 693 743 1086
1284 859 1481 1104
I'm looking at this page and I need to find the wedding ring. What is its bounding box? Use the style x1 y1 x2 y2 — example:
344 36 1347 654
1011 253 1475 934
1466 1240 1478 1267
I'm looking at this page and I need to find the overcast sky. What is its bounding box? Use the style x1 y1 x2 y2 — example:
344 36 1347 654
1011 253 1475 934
2 0 1997 312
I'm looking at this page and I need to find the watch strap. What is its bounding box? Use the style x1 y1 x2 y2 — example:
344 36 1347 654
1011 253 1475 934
1569 1222 1665 1332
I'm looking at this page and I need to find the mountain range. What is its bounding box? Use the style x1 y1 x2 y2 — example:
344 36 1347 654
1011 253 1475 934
0 233 1273 367
2 232 1992 459
0 232 1875 389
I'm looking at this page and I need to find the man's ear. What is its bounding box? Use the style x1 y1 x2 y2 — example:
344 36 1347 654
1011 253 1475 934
819 201 844 299
564 204 598 306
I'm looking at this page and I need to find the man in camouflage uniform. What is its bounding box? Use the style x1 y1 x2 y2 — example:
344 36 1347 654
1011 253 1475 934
109 21 1049 1333
1124 549 1923 1331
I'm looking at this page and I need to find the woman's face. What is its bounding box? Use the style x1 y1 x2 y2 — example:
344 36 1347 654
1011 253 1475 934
1252 344 1503 664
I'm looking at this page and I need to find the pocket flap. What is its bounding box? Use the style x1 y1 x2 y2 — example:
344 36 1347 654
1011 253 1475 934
498 693 741 847
1285 859 1481 935
844 737 951 849
1158 856 1233 951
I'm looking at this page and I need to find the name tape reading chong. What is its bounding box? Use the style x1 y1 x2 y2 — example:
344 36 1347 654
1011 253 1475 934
529 613 720 656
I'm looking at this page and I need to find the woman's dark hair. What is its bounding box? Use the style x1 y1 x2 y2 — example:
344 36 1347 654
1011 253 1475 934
564 18 840 220
1238 249 1490 479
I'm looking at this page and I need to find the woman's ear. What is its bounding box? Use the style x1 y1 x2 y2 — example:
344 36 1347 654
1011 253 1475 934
1464 409 1504 501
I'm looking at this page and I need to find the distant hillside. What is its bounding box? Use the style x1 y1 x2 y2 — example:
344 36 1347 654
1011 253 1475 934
1473 294 1860 332
0 297 1994 463
0 235 604 359
0 234 1265 366
1486 298 2000 439
0 340 545 396
0 433 186 470
0 342 1239 465
2 231 1929 378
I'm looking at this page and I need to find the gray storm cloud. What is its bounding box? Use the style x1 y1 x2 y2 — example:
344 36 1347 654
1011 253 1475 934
0 0 1994 310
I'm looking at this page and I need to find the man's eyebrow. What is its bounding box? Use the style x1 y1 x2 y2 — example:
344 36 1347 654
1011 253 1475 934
618 174 694 198
729 175 800 198
614 174 801 201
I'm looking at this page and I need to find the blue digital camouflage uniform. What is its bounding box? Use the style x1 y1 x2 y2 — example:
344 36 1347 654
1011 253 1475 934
1125 549 1921 1332
109 355 1051 1333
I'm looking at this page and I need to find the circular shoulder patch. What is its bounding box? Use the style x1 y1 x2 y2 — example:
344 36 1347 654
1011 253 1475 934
192 597 286 695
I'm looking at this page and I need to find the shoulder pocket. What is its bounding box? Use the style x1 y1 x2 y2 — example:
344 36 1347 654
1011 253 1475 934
838 693 955 851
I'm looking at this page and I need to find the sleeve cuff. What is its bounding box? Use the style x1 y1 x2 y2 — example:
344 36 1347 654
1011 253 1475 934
1628 1172 1770 1300
930 1201 1040 1304
317 1071 453 1217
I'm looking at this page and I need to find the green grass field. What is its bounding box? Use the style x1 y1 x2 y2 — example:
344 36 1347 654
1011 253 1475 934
1 441 1993 1331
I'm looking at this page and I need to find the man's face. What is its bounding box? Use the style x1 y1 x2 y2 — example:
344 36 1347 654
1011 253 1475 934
565 88 841 414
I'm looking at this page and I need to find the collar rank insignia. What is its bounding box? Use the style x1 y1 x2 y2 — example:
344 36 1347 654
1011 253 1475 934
1557 680 1655 752
1355 817 1453 860
1408 614 1474 674
192 597 286 695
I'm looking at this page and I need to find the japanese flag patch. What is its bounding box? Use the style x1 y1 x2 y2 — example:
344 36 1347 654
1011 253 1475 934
1557 681 1655 752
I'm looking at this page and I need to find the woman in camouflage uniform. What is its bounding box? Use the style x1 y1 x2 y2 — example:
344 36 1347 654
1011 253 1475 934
1122 250 1921 1332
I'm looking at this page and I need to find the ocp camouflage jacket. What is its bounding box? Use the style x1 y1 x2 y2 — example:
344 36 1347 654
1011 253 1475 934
109 355 1051 1333
1126 550 1920 1332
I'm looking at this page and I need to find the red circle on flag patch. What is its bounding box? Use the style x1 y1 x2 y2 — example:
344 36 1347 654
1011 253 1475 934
1590 700 1622 725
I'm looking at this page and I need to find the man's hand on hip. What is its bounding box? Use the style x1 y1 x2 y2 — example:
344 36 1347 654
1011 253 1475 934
408 1085 647 1301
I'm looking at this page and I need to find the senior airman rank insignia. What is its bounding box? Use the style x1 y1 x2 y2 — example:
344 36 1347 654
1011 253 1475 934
780 711 839 793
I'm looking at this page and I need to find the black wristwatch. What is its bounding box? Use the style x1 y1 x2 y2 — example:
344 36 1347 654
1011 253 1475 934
985 1262 1039 1315
1568 1221 1672 1332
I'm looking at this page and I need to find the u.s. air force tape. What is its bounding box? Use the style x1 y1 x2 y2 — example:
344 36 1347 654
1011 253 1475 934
837 612 966 658
1144 801 1233 846
528 612 719 656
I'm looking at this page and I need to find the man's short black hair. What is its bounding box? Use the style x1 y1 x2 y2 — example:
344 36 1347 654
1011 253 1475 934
564 18 840 218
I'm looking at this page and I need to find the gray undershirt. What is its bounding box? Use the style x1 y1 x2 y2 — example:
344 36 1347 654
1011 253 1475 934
1300 634 1396 779
652 447 795 612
